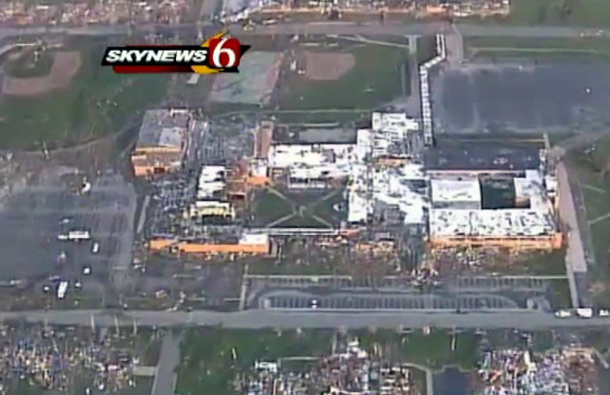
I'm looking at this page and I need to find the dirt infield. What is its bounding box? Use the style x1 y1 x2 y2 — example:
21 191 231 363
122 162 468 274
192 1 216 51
2 51 82 96
304 52 355 81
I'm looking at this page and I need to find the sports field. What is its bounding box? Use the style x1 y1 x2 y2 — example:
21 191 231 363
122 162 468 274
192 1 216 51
0 36 169 150
277 41 410 110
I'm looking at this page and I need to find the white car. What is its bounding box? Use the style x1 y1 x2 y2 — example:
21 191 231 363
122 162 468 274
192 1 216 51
599 309 609 317
310 299 318 309
82 266 91 275
92 242 100 254
554 309 572 318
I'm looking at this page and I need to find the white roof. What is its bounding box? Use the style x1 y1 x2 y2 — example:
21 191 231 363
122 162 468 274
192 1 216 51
514 170 542 198
239 232 269 245
198 166 225 199
431 178 481 203
348 163 429 225
194 200 230 208
250 160 267 177
356 129 371 162
269 144 357 182
514 170 548 210
371 112 419 133
430 209 556 238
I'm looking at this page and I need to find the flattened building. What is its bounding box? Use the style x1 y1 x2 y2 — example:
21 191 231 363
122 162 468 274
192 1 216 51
131 109 191 177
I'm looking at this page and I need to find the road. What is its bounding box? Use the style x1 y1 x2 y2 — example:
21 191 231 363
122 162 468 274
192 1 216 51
1 21 610 40
152 332 182 395
1 309 609 330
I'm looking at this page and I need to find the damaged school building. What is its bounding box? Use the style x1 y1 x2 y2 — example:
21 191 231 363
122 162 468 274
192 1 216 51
130 109 193 177
139 110 563 259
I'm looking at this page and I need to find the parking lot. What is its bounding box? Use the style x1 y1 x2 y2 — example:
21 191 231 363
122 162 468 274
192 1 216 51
245 274 552 295
432 61 610 134
446 276 551 293
0 168 136 298
257 290 522 311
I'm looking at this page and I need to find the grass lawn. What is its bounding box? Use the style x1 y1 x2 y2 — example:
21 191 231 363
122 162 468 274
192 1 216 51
278 213 330 227
248 257 351 275
307 187 347 225
271 109 370 124
252 188 294 225
549 279 572 309
278 43 410 110
0 36 169 150
464 36 610 60
355 329 479 370
417 36 437 64
176 328 334 395
252 187 345 228
517 249 567 276
479 249 567 276
505 0 610 27
567 142 610 306
176 328 481 395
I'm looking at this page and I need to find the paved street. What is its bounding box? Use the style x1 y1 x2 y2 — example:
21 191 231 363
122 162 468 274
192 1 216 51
1 22 610 40
0 309 609 330
152 332 182 395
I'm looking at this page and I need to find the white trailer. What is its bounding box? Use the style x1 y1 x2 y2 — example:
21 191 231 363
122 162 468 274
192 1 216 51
576 308 593 318
68 230 90 241
57 281 68 300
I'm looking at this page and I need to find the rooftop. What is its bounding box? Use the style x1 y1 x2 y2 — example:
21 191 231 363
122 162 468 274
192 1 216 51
136 109 190 149
424 145 542 172
273 126 357 145
430 208 556 238
431 178 481 204
348 163 429 225
197 165 226 200
268 144 357 182
371 112 419 135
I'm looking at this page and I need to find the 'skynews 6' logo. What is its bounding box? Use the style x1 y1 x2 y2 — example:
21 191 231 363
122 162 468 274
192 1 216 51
101 32 251 74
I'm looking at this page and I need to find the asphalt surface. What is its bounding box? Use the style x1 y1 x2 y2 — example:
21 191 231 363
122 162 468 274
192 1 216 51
433 62 610 134
257 290 521 310
152 332 181 395
1 309 609 330
0 171 135 297
1 22 610 40
246 274 553 292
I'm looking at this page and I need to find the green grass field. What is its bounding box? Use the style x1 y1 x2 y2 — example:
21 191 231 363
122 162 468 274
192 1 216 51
175 328 481 395
355 329 479 370
278 43 410 110
464 36 610 60
0 36 169 150
176 328 334 395
505 0 610 27
175 328 483 395
252 188 294 225
567 140 610 306
252 187 345 228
